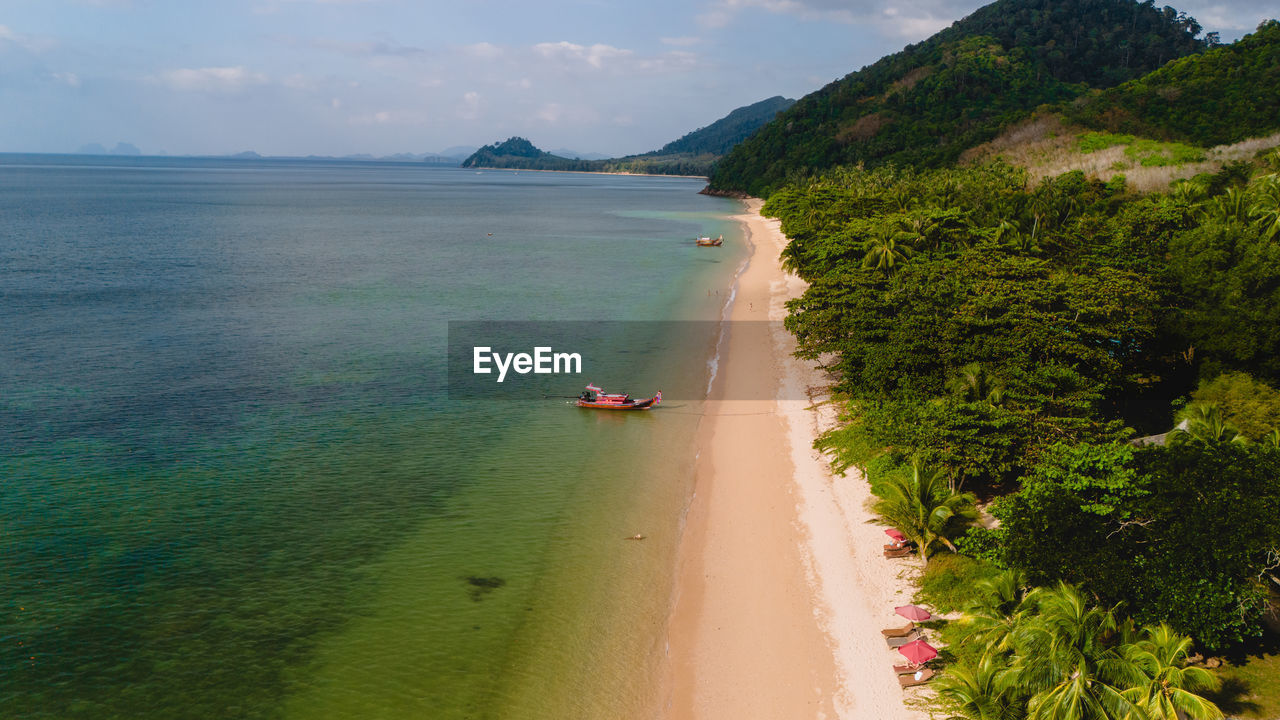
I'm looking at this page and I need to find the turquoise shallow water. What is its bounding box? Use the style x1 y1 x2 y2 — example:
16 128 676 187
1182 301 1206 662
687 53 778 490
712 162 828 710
0 156 745 719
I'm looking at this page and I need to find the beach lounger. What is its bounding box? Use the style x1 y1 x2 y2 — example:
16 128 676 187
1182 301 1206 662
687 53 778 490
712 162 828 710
900 668 935 688
893 662 926 675
881 622 916 637
886 630 923 648
883 546 916 559
883 542 915 551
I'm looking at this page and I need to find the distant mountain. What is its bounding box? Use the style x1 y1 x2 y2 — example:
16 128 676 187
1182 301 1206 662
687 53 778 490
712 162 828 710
550 148 612 161
437 145 479 159
462 96 795 176
461 137 597 171
708 0 1210 196
77 142 142 156
650 96 795 157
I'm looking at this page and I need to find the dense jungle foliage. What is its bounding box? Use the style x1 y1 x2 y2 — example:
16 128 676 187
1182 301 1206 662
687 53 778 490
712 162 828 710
763 149 1280 653
709 0 1210 197
1067 20 1280 146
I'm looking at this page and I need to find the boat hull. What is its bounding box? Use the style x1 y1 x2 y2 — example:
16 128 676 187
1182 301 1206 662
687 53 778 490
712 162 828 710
576 397 659 410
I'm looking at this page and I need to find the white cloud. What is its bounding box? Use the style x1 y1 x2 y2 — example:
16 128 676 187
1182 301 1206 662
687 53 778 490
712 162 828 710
532 41 632 69
346 108 429 126
535 102 563 123
696 0 1268 42
309 37 424 57
155 66 269 92
1181 3 1256 31
696 0 978 31
255 0 375 11
0 23 57 52
458 91 481 120
660 36 702 46
52 71 81 87
638 50 698 72
465 42 504 60
699 0 857 27
531 102 600 126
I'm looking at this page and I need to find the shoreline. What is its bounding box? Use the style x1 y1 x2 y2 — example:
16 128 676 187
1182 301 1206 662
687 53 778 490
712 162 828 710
464 165 709 180
657 200 929 720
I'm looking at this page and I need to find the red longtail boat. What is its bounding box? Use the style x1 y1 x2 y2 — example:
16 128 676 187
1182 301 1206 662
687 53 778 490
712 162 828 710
575 384 662 411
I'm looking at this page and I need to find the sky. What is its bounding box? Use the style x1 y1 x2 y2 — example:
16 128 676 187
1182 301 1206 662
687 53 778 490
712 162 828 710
0 0 1275 158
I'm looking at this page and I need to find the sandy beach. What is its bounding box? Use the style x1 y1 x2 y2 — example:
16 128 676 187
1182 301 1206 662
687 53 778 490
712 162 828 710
661 200 929 720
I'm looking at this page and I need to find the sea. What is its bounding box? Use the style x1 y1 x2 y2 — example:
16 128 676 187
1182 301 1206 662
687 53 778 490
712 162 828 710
0 155 747 719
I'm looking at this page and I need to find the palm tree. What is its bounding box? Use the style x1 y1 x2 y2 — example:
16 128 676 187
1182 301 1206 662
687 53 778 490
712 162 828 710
1170 179 1206 207
1263 428 1280 450
1169 403 1246 446
947 362 1007 407
871 460 978 563
1198 188 1251 223
1249 174 1280 241
861 227 913 276
1008 583 1143 720
1123 623 1223 720
937 652 1024 720
961 569 1032 653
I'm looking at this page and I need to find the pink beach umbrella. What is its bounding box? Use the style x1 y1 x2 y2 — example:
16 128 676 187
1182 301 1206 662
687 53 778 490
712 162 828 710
884 528 907 542
898 639 938 666
895 605 932 622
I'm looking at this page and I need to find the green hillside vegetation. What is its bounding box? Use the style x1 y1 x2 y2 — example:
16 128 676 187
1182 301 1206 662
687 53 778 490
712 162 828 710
461 96 794 176
709 0 1209 197
648 95 795 157
765 149 1280 660
1068 20 1280 146
460 137 598 171
734 4 1280 715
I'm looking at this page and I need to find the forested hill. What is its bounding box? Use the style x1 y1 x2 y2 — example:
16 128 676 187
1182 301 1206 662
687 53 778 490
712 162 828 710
1068 19 1280 146
460 137 596 171
708 0 1210 197
649 96 795 157
461 96 794 176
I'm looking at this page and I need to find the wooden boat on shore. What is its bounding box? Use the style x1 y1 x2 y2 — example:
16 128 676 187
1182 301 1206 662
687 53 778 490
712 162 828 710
576 384 662 410
695 235 723 247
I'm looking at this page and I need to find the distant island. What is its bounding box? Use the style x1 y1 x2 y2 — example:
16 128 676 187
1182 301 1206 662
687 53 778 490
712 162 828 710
462 96 795 176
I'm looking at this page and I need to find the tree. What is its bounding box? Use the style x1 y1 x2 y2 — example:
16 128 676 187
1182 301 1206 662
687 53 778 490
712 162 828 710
997 442 1280 649
1009 583 1143 720
1249 174 1280 240
1166 216 1280 380
1169 403 1245 446
960 569 1033 654
1189 371 1280 440
1122 624 1224 720
871 460 978 563
1197 188 1251 223
936 652 1024 720
948 363 1007 407
861 227 914 276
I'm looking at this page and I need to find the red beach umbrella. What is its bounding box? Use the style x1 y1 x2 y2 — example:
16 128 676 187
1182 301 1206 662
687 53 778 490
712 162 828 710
898 639 938 665
895 605 932 622
884 528 906 542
